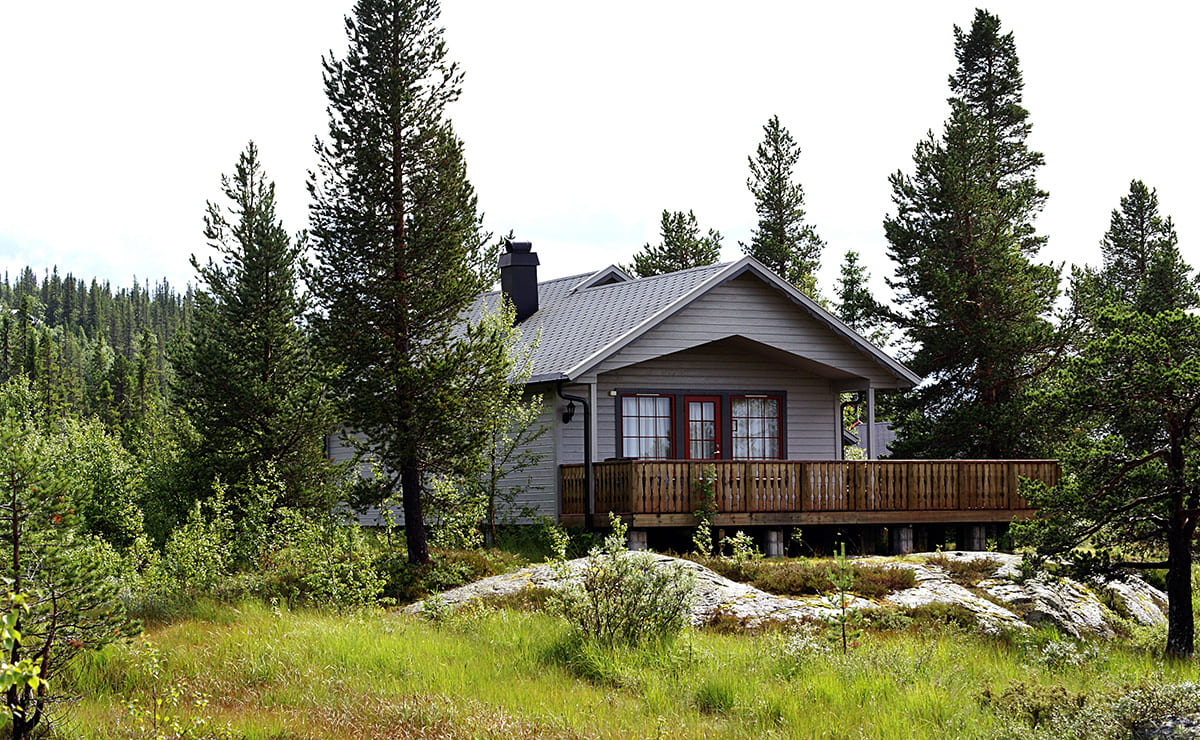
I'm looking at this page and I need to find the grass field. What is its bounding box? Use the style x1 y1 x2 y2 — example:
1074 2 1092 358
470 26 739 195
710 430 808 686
61 597 1198 740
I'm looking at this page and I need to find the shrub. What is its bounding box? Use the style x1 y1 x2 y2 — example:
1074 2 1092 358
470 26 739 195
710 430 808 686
693 555 914 598
904 602 979 632
926 553 1001 586
553 515 695 647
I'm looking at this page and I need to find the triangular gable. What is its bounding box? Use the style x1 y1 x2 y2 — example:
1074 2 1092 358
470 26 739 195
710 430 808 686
571 265 634 292
565 256 920 386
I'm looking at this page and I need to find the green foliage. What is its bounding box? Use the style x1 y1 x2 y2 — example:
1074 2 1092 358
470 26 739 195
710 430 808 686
172 142 335 516
0 408 138 739
308 0 507 565
119 640 237 739
824 543 863 652
926 553 1002 586
691 465 717 557
553 515 696 647
696 555 915 599
0 588 40 694
629 210 723 278
1017 183 1199 656
741 115 825 295
48 417 145 549
883 10 1060 459
63 601 1200 739
721 530 761 563
835 250 889 345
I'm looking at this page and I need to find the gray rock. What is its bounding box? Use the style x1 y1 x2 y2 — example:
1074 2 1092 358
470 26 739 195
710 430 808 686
403 550 1168 638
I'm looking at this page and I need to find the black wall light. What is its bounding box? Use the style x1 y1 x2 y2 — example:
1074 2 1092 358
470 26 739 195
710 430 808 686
562 401 576 424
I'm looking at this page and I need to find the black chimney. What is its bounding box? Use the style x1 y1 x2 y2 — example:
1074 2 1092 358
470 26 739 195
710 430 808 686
499 240 539 323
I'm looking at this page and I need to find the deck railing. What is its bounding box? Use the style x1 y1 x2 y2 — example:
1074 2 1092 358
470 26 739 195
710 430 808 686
560 459 1058 519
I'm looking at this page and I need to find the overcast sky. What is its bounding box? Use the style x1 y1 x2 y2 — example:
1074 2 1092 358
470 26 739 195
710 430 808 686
2 1 1197 304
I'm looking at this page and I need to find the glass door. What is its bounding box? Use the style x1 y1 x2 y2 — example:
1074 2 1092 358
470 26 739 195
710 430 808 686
684 396 721 460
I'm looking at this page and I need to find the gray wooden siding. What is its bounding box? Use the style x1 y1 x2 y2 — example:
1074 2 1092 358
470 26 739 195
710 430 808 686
587 345 839 462
494 386 559 522
592 273 899 385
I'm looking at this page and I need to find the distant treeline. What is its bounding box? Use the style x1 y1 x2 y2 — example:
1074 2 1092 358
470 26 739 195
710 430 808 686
0 266 193 427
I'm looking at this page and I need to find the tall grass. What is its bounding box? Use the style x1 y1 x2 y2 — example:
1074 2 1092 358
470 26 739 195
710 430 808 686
63 599 1198 739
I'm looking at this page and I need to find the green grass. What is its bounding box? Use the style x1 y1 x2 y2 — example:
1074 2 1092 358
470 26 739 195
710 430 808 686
62 599 1198 739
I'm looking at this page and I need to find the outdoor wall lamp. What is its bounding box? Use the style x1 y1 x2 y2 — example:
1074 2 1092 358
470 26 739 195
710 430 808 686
562 401 576 424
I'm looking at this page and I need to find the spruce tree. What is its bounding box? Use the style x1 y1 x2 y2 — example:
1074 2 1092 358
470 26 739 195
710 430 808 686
309 0 514 564
172 143 333 512
883 9 1059 459
741 115 825 294
629 210 722 277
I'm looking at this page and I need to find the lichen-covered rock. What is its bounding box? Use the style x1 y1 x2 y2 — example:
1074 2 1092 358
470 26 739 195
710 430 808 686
402 550 1168 638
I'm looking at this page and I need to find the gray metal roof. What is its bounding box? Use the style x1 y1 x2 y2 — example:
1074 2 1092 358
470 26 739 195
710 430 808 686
473 257 920 387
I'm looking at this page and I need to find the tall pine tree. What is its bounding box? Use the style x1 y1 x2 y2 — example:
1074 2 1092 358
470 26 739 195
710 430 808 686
741 115 825 295
883 9 1060 459
308 0 514 565
172 143 333 513
629 210 722 277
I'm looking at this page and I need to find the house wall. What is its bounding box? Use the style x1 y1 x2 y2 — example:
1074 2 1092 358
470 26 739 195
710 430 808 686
591 273 900 386
327 387 561 526
494 385 559 522
592 345 839 461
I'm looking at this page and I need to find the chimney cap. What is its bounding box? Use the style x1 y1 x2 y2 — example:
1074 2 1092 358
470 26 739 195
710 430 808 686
505 240 533 254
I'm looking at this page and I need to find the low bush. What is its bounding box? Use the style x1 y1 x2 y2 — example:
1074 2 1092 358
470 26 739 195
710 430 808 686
377 547 525 604
926 553 1002 586
694 555 914 598
553 516 695 647
903 602 979 632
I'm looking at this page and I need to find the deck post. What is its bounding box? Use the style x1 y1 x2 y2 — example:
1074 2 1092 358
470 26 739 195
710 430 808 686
627 529 648 551
890 525 914 555
765 529 785 558
964 524 987 551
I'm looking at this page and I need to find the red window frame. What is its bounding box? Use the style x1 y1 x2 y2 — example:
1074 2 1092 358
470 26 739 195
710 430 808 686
619 394 674 459
730 395 783 460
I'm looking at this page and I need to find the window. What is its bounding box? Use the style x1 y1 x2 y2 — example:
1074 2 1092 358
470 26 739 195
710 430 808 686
731 396 782 459
620 395 672 458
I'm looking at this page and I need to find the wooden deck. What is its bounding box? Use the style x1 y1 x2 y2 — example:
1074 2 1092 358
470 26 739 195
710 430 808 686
559 459 1058 527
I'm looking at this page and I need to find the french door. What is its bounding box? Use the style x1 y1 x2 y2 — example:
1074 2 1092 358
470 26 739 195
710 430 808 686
684 395 721 460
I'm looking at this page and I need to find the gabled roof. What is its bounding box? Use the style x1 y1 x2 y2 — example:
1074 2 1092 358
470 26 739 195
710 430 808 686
474 256 920 387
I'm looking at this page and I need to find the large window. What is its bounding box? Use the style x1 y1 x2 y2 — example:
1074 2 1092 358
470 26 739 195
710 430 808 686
731 396 782 459
621 395 673 458
616 391 785 460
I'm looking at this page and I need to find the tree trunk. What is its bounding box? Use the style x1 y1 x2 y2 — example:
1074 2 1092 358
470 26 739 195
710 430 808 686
401 451 428 565
1164 522 1194 659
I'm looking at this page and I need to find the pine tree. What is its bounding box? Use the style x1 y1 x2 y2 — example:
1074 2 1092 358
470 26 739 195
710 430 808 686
172 143 333 512
741 115 825 294
309 0 514 564
883 9 1059 459
834 250 888 345
1018 184 1200 658
1076 180 1199 317
629 210 722 277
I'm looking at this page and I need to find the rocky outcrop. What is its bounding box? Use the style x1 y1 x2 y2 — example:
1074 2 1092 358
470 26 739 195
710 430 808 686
404 550 1168 637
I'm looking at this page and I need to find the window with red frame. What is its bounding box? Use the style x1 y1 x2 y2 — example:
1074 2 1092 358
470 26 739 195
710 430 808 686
620 394 672 458
730 395 782 459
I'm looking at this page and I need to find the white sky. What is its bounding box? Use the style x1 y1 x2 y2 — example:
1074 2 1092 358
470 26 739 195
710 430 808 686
2 1 1197 304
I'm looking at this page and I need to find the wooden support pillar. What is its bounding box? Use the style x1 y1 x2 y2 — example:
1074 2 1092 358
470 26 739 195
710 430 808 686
860 526 879 556
964 525 986 551
765 529 784 558
890 525 914 555
627 529 648 551
913 526 929 553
